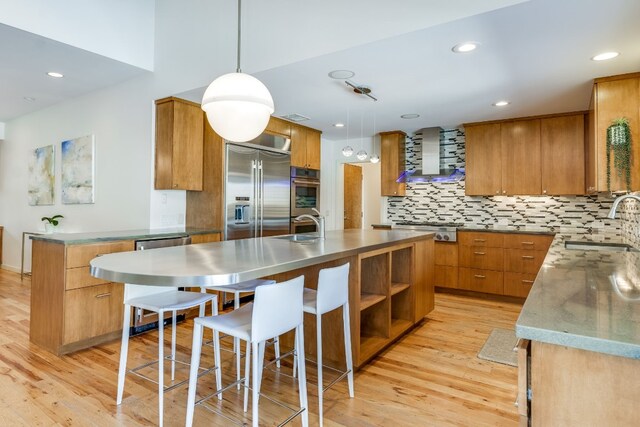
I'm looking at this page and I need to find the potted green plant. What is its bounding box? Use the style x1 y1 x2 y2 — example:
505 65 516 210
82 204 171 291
606 117 632 192
41 215 64 233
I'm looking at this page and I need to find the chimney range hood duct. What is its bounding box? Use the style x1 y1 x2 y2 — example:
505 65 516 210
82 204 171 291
396 127 465 183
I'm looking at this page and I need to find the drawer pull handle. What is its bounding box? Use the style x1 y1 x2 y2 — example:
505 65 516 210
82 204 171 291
95 253 105 257
473 251 486 255
474 274 486 279
521 280 534 284
521 255 534 259
474 239 486 242
522 242 534 245
95 292 112 299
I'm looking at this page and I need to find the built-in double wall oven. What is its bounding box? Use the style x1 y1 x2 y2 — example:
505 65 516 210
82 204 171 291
290 167 320 217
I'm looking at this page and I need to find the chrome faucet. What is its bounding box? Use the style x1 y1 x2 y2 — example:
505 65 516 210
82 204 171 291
607 193 640 219
294 208 325 239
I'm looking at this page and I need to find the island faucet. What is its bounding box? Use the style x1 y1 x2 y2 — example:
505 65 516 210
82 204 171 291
294 208 325 239
607 193 640 219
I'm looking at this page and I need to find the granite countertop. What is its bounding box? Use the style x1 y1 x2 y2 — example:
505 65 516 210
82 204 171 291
516 231 640 359
91 229 434 287
30 227 223 245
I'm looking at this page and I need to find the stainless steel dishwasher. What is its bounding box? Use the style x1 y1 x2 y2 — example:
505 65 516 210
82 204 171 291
131 235 191 335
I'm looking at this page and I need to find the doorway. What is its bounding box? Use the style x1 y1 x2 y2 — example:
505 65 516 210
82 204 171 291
343 163 362 229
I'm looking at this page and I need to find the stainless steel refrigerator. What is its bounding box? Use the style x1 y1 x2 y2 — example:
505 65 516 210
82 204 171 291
225 143 291 240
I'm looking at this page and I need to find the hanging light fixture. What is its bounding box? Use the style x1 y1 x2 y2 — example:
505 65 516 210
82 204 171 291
356 111 368 160
342 109 353 157
370 110 379 163
201 0 274 142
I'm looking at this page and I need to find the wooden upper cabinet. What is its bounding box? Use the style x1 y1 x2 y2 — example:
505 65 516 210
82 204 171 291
380 131 407 196
291 125 321 169
155 97 204 191
464 124 502 196
501 120 541 195
590 74 640 192
541 114 586 195
265 116 291 137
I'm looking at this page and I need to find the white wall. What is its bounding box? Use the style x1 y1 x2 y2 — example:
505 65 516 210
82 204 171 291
361 163 382 228
0 0 155 70
0 122 4 140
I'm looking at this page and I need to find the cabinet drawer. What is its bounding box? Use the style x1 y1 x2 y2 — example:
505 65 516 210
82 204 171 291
504 250 546 274
66 241 135 268
190 233 221 244
63 283 124 344
458 231 504 248
435 265 457 288
504 233 553 251
65 266 110 290
504 272 536 298
435 242 458 266
458 268 503 294
459 246 504 270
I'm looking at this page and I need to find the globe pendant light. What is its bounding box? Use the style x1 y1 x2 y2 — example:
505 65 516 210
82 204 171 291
201 0 274 143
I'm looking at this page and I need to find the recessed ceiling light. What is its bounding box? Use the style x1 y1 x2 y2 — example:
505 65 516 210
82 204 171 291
328 70 355 79
23 96 36 102
47 72 64 78
591 52 619 61
334 123 345 128
401 114 420 119
493 100 510 107
452 42 478 53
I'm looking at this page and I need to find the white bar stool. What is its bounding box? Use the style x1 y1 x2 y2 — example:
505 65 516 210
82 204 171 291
203 279 281 388
117 284 220 427
302 263 354 426
186 276 309 427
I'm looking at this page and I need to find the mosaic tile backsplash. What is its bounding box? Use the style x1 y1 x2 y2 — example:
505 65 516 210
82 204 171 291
386 128 635 236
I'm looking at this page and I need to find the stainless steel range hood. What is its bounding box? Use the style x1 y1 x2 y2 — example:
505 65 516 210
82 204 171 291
396 127 465 183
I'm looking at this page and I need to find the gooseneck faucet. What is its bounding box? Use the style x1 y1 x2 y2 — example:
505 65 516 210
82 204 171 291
607 194 640 219
294 208 325 239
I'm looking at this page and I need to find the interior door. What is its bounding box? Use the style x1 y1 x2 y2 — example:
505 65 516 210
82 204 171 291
344 163 363 229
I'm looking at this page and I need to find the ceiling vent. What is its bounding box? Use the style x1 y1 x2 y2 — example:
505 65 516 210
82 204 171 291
280 113 310 122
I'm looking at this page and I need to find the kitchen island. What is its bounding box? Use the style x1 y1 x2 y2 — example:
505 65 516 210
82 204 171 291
515 232 640 426
91 229 435 368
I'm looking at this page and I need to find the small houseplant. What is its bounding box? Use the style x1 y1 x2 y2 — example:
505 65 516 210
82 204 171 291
606 117 632 192
41 215 64 233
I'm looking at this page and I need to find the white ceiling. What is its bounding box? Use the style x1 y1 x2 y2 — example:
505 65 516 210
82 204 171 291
2 0 639 141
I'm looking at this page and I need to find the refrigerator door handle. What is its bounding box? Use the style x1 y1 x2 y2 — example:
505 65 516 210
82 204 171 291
259 160 264 236
251 159 258 236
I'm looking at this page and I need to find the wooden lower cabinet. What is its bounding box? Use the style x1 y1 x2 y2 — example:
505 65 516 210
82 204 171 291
458 267 503 294
434 241 458 288
459 245 504 271
504 272 537 298
525 340 640 426
63 283 124 344
190 232 222 244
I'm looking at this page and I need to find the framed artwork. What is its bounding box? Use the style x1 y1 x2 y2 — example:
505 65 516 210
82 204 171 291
61 135 95 204
28 145 55 206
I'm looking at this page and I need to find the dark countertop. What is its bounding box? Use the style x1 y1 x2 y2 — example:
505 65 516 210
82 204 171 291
30 227 223 245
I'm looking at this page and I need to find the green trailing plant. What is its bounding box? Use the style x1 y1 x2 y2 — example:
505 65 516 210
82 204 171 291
606 117 632 192
41 215 64 226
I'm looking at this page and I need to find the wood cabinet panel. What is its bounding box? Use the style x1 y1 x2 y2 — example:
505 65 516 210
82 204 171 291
594 76 640 191
190 232 221 244
504 250 546 274
305 129 321 170
458 268 503 294
459 246 504 271
501 120 541 195
380 131 406 196
503 234 553 251
265 116 291 137
464 124 502 196
63 283 124 344
65 267 110 290
458 231 504 248
586 89 597 193
435 242 458 266
435 265 457 288
291 125 322 169
516 339 530 418
504 272 537 298
414 239 434 321
155 97 204 190
541 114 585 195
66 241 135 268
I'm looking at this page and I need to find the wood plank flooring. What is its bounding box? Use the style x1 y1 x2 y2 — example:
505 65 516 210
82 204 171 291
0 269 521 426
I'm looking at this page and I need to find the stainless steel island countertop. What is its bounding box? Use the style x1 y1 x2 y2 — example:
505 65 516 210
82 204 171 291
90 229 433 287
516 232 640 358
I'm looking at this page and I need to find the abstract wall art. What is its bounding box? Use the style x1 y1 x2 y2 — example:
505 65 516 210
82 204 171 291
61 135 95 204
28 145 55 206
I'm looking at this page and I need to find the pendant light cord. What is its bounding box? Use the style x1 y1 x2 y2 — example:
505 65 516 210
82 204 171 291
236 0 242 73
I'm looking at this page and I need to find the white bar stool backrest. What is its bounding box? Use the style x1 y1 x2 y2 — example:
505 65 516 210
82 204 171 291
252 275 304 344
124 283 175 302
317 263 350 314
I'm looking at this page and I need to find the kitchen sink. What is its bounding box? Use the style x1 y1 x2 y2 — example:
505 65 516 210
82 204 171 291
564 241 638 252
274 234 320 243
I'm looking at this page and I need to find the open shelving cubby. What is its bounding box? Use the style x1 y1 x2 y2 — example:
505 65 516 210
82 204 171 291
358 251 390 363
390 246 414 338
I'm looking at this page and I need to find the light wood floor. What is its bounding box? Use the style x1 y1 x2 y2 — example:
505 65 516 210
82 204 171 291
0 269 522 426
